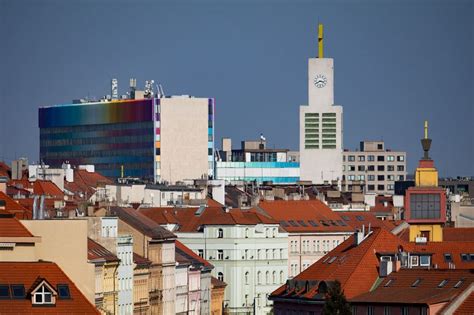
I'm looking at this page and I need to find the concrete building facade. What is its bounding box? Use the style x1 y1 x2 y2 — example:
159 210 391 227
299 26 343 184
342 141 407 194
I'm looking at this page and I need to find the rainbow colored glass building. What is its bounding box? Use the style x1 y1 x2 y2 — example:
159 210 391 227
39 96 215 183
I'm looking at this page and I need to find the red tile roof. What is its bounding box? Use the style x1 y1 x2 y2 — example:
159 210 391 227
175 240 213 268
352 269 474 305
0 161 11 178
258 200 354 233
0 261 100 314
369 195 394 214
112 207 176 240
133 252 152 267
33 180 64 198
443 228 474 242
0 213 34 238
271 228 412 300
211 276 227 288
87 238 119 263
0 191 30 219
64 169 112 199
337 211 399 231
139 206 277 233
454 292 474 314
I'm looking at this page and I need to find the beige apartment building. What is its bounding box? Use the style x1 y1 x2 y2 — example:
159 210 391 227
342 141 406 194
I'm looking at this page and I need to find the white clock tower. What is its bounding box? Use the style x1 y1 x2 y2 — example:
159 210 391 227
299 24 343 184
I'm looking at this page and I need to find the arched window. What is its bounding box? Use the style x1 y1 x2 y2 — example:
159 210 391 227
218 272 224 282
280 270 284 283
273 271 277 284
266 271 270 284
257 271 262 284
266 249 271 260
217 228 223 238
265 228 269 238
245 228 249 238
245 271 249 285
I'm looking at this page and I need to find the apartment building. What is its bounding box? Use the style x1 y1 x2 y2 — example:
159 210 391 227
343 141 406 194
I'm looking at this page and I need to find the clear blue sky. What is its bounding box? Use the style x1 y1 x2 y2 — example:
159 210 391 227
1 0 472 177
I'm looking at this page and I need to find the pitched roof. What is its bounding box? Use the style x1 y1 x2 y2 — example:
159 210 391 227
271 228 410 300
258 200 354 233
369 195 394 214
87 238 119 263
443 228 474 242
133 252 152 267
175 240 213 268
64 169 112 198
454 291 474 314
112 206 176 240
337 211 399 231
0 162 11 178
0 261 100 314
0 191 30 219
351 269 474 305
32 180 64 198
138 206 278 233
0 213 34 238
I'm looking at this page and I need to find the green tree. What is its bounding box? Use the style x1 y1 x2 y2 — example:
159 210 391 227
322 280 351 315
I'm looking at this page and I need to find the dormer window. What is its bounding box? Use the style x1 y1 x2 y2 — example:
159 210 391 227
33 285 54 304
30 280 57 306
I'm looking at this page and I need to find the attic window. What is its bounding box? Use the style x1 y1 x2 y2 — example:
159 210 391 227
308 220 318 227
328 256 337 264
336 220 347 226
437 279 448 288
341 215 350 221
33 285 54 304
356 215 365 221
384 279 394 287
0 285 9 299
444 253 453 262
280 221 289 227
411 279 422 287
57 285 70 299
11 285 25 299
288 220 298 227
320 220 330 226
322 256 330 263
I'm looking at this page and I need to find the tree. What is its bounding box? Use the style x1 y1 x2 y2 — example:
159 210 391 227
322 280 351 315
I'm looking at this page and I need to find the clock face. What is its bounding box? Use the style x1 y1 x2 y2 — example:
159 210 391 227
314 74 327 88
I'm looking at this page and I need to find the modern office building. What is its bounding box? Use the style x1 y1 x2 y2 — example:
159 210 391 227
342 141 407 194
299 24 343 184
215 138 300 184
39 79 215 183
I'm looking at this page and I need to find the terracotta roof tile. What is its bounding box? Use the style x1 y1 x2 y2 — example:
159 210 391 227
0 261 99 314
64 169 112 199
0 191 30 219
338 211 399 231
0 214 34 238
87 238 119 263
175 240 213 268
33 180 64 198
133 252 152 267
443 228 474 242
112 206 176 240
454 291 474 314
258 200 354 233
139 206 277 233
352 269 474 305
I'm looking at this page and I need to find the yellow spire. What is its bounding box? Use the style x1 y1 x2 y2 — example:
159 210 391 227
318 23 324 58
424 120 428 139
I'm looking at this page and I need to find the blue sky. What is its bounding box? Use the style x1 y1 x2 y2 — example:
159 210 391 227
0 0 472 176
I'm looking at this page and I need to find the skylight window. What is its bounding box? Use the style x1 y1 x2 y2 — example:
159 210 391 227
322 256 330 263
328 256 337 264
341 215 350 221
356 215 365 221
288 220 298 227
280 221 289 227
0 285 9 299
460 254 469 261
336 220 347 226
308 220 318 227
384 279 394 287
437 279 448 288
297 220 308 227
411 279 422 287
10 285 25 299
57 284 70 299
454 279 464 288
320 220 330 226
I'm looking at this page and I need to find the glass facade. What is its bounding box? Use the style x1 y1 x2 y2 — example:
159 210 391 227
39 99 155 179
215 162 300 184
